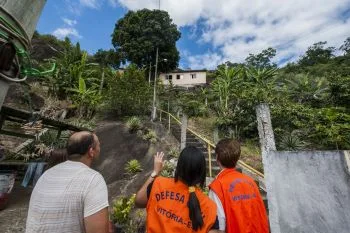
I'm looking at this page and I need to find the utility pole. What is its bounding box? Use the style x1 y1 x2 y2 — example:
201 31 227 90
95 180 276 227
151 0 161 121
152 48 159 120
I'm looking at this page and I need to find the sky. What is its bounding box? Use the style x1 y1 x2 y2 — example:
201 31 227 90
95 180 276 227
37 0 350 69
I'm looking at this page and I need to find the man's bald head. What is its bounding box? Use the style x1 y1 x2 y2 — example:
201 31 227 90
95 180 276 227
67 131 98 159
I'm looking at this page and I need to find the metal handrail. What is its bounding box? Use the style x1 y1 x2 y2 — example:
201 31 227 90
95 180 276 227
157 108 264 179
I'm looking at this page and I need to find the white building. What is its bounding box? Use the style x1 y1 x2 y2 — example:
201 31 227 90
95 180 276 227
159 70 207 88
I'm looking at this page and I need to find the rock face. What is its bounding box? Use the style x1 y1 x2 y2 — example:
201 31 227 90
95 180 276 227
3 84 45 111
92 120 179 202
30 36 63 61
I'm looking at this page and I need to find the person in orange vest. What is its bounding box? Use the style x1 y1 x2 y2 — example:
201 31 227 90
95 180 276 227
209 139 269 233
135 146 222 233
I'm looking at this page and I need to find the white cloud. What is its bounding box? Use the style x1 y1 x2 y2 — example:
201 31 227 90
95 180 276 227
62 18 78 26
52 27 82 39
183 51 224 70
79 0 100 9
116 0 350 68
108 0 119 7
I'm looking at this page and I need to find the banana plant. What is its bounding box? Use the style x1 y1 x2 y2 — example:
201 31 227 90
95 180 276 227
67 76 101 118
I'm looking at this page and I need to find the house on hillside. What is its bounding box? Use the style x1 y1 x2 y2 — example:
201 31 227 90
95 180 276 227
159 70 207 88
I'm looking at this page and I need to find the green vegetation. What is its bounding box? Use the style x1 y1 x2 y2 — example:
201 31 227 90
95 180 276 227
160 160 175 178
104 65 152 117
9 12 348 167
142 129 157 144
125 159 142 174
112 194 136 225
111 194 145 233
112 9 181 73
125 116 142 133
158 38 350 151
168 147 180 158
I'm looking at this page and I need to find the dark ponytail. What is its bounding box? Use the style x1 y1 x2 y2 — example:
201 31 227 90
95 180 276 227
188 192 204 230
175 146 206 231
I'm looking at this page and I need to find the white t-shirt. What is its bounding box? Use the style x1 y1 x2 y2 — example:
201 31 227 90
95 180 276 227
209 190 226 231
26 160 109 233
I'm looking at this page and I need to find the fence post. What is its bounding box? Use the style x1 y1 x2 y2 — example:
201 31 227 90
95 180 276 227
208 143 212 177
159 110 162 122
168 114 171 132
256 103 277 232
180 114 188 150
256 103 276 154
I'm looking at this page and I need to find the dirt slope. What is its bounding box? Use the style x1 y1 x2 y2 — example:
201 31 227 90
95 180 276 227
93 120 178 202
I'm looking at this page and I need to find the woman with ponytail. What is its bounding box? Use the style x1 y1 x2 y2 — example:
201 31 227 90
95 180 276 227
135 146 221 233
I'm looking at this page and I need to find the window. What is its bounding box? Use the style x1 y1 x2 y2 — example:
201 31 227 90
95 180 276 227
190 73 197 79
176 74 184 80
168 75 172 80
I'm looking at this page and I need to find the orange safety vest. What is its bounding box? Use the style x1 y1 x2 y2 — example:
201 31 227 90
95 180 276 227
209 168 269 233
147 177 217 233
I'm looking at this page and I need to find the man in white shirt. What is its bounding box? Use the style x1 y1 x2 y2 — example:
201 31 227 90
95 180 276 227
26 131 109 233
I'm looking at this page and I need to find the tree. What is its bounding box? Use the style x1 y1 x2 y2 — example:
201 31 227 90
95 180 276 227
105 64 152 116
298 41 335 66
111 9 181 73
340 37 350 55
245 47 277 69
93 49 120 69
93 49 121 94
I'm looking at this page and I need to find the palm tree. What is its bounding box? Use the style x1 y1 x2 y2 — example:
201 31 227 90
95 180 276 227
284 73 329 104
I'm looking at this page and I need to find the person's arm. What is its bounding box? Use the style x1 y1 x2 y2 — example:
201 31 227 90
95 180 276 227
135 152 164 208
209 190 226 232
84 207 109 233
83 173 109 233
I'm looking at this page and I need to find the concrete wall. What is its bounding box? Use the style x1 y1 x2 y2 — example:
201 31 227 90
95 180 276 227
159 72 207 87
265 150 350 233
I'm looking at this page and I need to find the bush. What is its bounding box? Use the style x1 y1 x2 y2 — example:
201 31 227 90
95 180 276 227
126 116 142 133
112 194 136 225
142 129 157 143
125 159 142 174
160 160 176 178
278 130 308 151
168 147 180 158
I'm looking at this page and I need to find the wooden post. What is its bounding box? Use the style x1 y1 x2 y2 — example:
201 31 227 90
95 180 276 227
180 114 188 150
208 143 212 177
168 114 171 132
56 129 62 140
159 110 162 122
0 79 9 110
168 99 170 132
0 113 5 131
